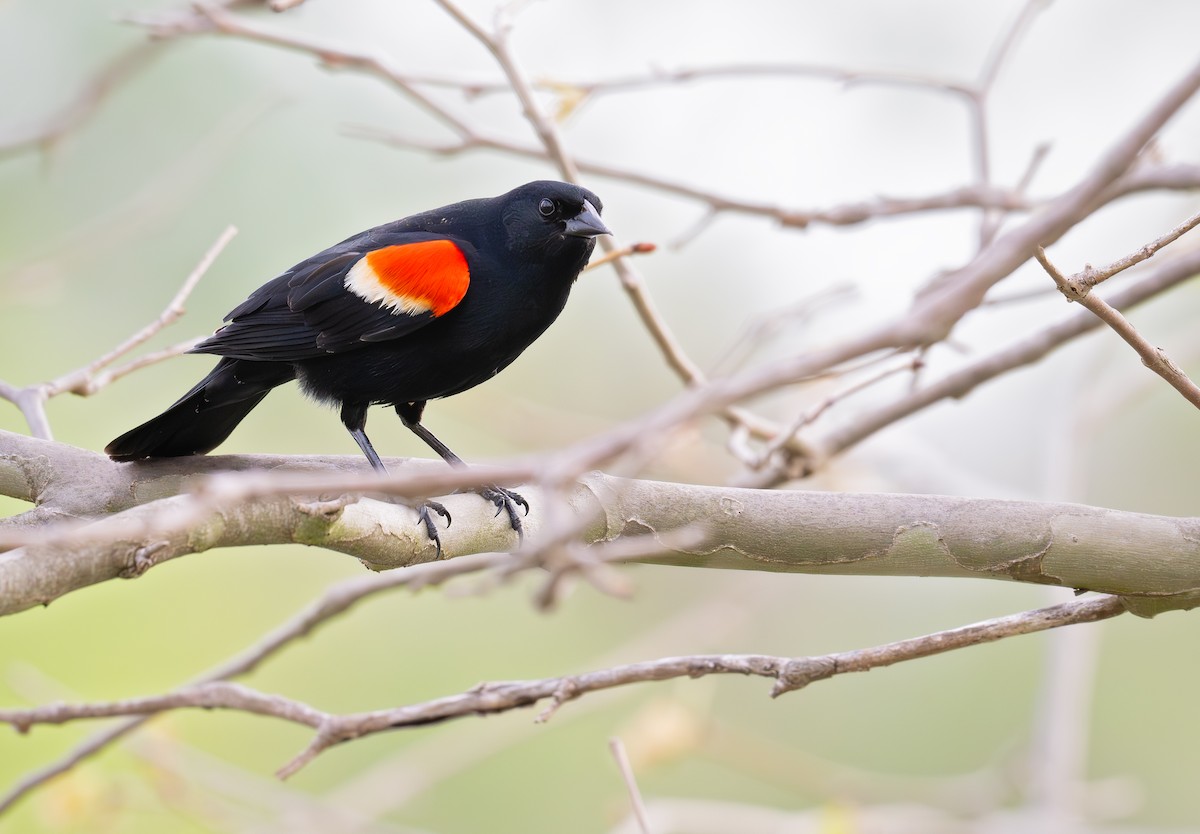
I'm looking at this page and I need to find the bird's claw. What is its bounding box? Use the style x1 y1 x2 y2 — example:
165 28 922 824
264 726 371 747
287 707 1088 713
478 485 528 542
416 499 452 557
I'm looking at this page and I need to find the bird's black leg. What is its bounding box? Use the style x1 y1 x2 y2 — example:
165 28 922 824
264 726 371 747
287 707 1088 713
340 401 450 553
341 402 386 473
396 401 529 540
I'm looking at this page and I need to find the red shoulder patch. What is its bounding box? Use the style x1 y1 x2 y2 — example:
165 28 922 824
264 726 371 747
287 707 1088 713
345 240 470 316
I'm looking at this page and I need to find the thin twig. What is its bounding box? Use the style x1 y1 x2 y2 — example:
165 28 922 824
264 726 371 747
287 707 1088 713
80 336 206 392
583 242 656 272
1081 208 1200 289
433 61 977 102
751 354 923 472
610 738 653 834
363 124 1044 231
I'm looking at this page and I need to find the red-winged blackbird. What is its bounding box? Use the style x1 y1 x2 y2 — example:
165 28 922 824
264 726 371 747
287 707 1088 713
106 181 610 549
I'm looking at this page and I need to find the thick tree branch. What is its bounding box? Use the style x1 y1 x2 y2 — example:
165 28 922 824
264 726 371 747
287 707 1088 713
3 442 1199 617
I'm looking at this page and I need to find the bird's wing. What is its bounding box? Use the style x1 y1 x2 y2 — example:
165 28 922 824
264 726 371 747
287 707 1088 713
193 236 473 361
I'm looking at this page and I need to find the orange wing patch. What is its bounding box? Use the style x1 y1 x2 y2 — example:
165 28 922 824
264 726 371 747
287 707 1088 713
344 240 470 317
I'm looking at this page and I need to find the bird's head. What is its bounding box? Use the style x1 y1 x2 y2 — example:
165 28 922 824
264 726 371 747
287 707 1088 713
500 181 610 261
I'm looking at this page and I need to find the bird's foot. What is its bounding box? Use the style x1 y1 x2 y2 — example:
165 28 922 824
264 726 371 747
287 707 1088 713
415 499 452 557
477 485 529 541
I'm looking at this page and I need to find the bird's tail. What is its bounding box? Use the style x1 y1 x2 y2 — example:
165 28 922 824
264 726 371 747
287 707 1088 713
106 358 295 460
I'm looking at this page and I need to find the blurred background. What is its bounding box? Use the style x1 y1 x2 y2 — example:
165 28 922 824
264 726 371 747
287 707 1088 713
2 0 1200 831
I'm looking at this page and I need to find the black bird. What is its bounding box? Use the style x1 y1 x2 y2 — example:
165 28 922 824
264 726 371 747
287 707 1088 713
107 180 611 549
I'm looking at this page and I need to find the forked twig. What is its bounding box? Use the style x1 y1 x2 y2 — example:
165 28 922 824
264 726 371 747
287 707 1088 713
1035 214 1200 411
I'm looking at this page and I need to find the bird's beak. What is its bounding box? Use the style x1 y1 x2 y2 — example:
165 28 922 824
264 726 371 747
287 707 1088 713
563 200 611 238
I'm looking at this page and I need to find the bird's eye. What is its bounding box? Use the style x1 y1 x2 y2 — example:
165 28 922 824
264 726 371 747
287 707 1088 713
538 198 556 217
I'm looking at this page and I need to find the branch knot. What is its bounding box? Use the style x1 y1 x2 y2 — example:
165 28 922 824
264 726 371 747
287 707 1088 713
771 656 837 697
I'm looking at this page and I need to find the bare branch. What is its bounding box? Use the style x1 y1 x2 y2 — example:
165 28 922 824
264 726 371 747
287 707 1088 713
1 569 747 816
437 61 977 103
360 122 1045 230
0 385 53 442
2 681 327 734
0 596 1127 780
